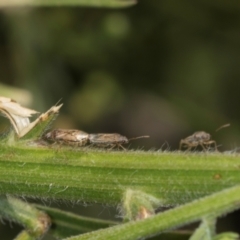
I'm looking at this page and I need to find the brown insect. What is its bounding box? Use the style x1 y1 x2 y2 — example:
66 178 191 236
179 131 217 151
179 123 230 151
43 129 149 150
43 129 89 146
89 133 149 150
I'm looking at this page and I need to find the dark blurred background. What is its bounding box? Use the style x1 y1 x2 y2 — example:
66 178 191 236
1 0 240 239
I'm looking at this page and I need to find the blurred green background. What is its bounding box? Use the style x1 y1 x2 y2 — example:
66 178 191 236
1 0 240 238
1 0 240 150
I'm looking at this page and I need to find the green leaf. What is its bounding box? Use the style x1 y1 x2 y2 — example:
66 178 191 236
19 104 62 141
122 189 163 221
35 204 117 238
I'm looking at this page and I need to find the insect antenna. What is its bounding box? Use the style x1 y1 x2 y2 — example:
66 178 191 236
215 123 230 132
128 135 150 142
54 98 63 106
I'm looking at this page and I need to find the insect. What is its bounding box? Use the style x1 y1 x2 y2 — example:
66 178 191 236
179 131 217 151
179 123 230 151
43 129 149 150
89 133 149 150
43 129 89 146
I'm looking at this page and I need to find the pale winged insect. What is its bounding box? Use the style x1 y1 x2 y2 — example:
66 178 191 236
89 133 149 150
179 131 217 151
179 123 230 151
43 129 149 150
43 129 89 146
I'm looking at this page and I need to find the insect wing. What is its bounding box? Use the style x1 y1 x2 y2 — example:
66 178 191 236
89 134 113 144
44 129 89 146
89 133 128 144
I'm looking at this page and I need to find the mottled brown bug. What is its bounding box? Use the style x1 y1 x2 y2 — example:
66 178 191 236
89 133 149 150
43 129 89 146
179 131 217 151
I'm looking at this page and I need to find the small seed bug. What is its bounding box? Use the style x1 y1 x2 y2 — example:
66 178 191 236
43 129 89 146
179 123 230 151
179 131 217 151
89 133 149 150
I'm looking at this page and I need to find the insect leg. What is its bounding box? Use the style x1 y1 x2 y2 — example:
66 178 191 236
212 140 218 151
206 140 218 151
186 145 193 151
107 144 116 150
179 140 184 150
118 144 126 150
200 143 207 151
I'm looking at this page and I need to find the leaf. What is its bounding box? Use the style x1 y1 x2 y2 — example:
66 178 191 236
0 96 38 136
35 204 117 238
19 104 63 139
122 189 163 221
0 96 62 140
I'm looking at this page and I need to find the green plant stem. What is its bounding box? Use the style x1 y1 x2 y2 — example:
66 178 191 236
0 146 239 205
0 196 50 238
189 217 216 240
213 232 239 240
35 204 191 239
35 204 117 238
14 231 37 240
64 185 240 240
